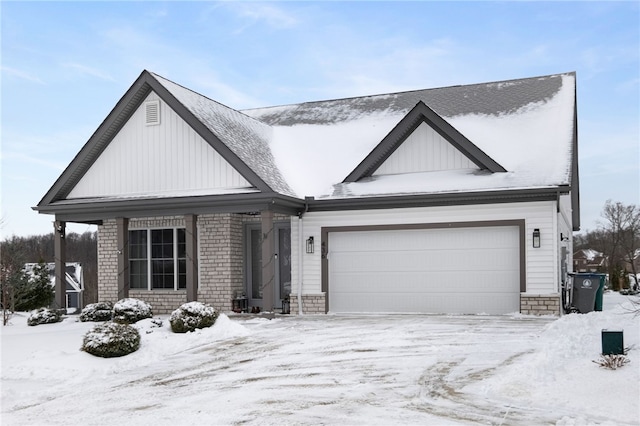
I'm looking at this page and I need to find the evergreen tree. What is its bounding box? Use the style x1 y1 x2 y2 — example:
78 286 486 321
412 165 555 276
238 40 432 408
14 260 54 311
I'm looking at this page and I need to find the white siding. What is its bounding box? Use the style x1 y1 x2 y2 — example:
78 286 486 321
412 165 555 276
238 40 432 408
558 193 574 275
68 92 252 199
291 200 558 297
374 122 477 175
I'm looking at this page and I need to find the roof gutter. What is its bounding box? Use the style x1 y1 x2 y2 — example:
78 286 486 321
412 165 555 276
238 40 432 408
34 192 305 222
305 186 571 212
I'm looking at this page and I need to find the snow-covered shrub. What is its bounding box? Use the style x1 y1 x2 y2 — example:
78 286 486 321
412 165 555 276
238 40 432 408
112 298 152 324
169 301 218 333
82 321 141 358
27 307 62 326
79 301 114 322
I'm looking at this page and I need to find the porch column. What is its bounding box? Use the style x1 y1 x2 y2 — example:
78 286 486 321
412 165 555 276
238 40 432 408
53 220 66 310
116 218 129 300
261 210 275 312
185 214 198 302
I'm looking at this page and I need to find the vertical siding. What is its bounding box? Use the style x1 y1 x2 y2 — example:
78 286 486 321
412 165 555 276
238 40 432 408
558 193 574 273
68 92 251 199
291 201 558 296
374 122 477 175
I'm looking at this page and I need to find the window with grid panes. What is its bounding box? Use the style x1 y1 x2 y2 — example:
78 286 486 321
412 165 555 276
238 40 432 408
128 228 186 290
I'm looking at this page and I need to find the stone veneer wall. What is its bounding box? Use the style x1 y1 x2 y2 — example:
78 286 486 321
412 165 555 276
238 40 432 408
130 290 186 314
288 294 327 314
97 219 118 303
198 213 244 312
520 294 561 316
97 213 297 314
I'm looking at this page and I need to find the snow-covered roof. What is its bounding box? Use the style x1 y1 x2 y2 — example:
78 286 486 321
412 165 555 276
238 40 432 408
23 262 84 292
151 73 296 197
36 71 578 223
242 73 576 199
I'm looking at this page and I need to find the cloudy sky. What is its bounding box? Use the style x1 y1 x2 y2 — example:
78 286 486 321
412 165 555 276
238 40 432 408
1 1 638 238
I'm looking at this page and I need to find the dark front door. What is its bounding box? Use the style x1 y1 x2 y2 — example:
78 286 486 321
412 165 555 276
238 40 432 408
246 223 291 310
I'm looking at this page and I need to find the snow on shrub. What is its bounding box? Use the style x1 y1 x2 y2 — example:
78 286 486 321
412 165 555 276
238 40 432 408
112 298 153 324
82 321 141 358
79 301 114 322
169 301 218 333
27 308 62 326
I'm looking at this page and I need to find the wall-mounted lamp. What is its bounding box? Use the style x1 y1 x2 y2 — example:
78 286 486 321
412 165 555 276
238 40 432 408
560 233 570 242
533 228 541 248
306 236 314 254
56 223 65 239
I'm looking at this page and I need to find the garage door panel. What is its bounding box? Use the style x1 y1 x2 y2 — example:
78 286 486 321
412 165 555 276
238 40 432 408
331 270 519 293
332 227 517 252
330 291 520 314
332 248 518 273
328 226 520 314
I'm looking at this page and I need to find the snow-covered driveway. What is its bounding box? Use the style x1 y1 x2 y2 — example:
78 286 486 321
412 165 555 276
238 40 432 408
2 293 639 425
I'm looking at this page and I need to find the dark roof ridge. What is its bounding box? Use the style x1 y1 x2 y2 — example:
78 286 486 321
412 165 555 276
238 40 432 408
148 70 269 127
242 71 576 112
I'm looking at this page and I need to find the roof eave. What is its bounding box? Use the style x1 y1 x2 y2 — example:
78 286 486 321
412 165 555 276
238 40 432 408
307 186 571 212
34 192 305 223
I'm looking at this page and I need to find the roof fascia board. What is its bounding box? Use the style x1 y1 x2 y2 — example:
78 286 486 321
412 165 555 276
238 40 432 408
307 186 570 212
38 71 153 207
344 101 506 183
36 193 304 222
570 80 581 231
146 75 273 193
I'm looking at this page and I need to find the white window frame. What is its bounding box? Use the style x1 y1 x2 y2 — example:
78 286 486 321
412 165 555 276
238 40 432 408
129 227 185 291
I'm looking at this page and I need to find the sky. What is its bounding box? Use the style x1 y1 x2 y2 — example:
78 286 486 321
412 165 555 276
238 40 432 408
1 1 638 238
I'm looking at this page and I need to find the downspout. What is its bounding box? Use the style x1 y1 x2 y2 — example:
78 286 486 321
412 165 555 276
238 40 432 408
297 199 310 315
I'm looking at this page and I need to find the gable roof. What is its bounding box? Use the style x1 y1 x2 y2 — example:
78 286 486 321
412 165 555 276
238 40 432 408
244 72 577 204
344 100 506 183
36 71 579 227
37 70 295 208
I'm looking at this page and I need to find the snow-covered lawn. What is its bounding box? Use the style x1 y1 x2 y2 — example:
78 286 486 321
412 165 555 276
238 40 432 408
1 293 638 426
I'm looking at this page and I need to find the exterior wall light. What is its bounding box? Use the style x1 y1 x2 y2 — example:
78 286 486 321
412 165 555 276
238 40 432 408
306 236 314 254
533 228 541 248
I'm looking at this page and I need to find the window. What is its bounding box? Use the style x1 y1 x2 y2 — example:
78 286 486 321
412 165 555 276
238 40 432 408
129 228 186 290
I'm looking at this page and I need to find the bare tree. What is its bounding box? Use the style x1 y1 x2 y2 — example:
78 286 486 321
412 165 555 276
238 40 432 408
599 200 640 291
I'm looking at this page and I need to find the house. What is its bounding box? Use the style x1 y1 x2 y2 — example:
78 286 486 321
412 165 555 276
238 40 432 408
573 249 607 273
35 70 579 316
23 262 84 311
623 249 640 289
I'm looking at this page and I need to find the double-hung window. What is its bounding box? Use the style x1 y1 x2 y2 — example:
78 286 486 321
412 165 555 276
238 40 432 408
129 228 186 290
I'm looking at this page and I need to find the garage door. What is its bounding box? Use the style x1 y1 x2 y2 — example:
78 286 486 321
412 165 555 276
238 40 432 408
328 226 520 314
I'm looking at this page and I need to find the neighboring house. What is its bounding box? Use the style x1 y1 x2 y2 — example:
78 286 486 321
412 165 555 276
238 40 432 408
623 249 640 289
35 70 579 316
23 262 84 311
573 249 608 273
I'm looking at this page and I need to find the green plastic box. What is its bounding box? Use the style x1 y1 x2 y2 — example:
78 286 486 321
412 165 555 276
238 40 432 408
601 329 624 355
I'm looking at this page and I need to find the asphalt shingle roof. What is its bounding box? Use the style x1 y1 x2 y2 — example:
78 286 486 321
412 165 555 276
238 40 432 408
243 74 566 125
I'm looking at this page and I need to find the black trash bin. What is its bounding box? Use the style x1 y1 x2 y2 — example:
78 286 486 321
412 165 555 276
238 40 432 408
570 273 602 313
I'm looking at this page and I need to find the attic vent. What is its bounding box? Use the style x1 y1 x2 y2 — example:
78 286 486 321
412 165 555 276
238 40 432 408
145 100 160 126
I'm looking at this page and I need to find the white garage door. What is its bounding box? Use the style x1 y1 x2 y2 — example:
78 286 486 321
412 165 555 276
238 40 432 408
328 226 520 314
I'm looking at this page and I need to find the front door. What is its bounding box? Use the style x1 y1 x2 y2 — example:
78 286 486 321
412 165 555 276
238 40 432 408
245 223 291 311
